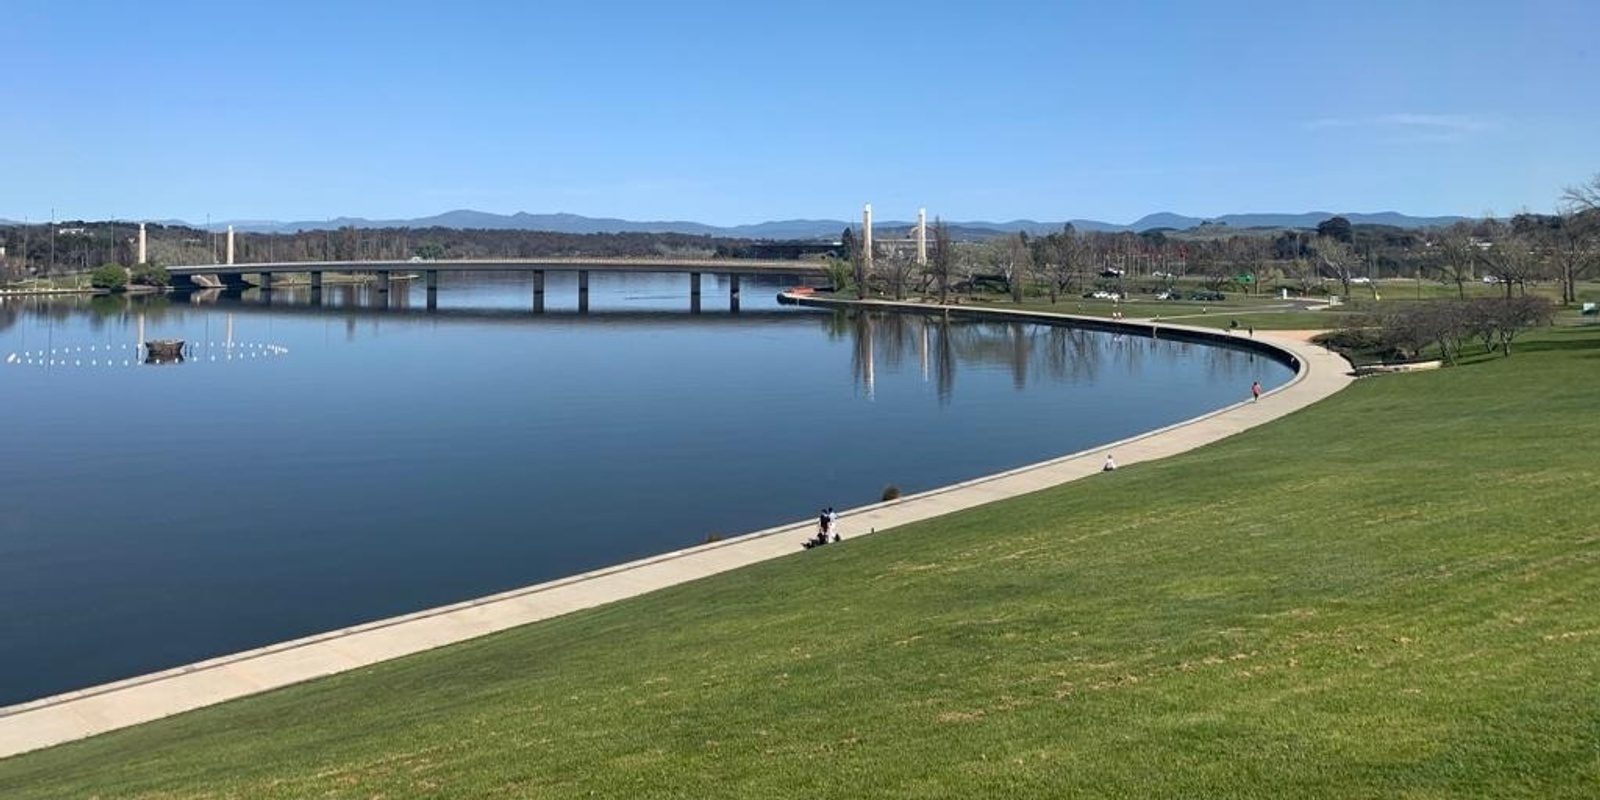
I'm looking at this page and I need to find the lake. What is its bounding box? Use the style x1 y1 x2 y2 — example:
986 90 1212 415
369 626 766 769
0 272 1293 705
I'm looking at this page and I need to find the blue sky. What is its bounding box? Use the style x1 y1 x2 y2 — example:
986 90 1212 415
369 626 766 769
6 0 1595 226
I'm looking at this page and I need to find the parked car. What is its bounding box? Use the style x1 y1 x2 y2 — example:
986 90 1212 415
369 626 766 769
1082 290 1121 300
1189 290 1226 301
1154 289 1177 300
1099 268 1125 278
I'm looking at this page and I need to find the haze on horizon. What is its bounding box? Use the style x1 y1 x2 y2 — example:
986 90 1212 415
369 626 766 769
5 0 1595 226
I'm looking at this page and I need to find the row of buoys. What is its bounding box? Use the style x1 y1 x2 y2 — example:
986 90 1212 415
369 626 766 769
6 343 290 368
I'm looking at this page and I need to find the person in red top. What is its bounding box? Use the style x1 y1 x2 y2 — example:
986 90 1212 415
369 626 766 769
1251 381 1262 401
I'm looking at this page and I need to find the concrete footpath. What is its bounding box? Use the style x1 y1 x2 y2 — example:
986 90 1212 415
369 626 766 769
0 304 1353 759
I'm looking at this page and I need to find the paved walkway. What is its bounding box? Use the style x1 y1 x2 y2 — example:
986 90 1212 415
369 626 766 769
0 301 1353 759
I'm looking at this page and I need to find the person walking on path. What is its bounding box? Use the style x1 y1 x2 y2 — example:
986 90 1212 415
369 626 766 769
1251 381 1262 401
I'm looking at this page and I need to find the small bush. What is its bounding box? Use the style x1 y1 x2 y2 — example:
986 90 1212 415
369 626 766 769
90 264 128 291
130 263 170 287
881 485 901 502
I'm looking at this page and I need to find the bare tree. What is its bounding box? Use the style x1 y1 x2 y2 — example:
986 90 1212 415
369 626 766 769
1545 216 1597 304
1468 295 1555 356
843 227 868 300
1429 230 1478 299
1313 236 1362 298
929 219 953 304
1474 236 1540 298
987 232 1032 303
1560 172 1600 213
879 246 916 301
1224 235 1270 295
1284 257 1319 295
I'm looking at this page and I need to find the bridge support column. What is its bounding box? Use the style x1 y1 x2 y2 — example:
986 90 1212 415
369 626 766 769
310 271 324 305
690 272 702 313
729 273 741 313
375 271 391 294
426 270 438 310
532 270 545 313
259 272 274 292
578 270 589 313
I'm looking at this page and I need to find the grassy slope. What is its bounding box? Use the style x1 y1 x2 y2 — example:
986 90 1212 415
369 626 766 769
4 327 1599 798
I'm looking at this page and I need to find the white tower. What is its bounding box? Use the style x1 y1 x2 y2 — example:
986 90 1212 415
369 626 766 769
916 208 927 266
862 203 873 274
226 225 235 265
138 223 147 265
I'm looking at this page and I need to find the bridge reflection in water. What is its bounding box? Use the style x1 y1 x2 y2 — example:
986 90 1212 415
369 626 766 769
170 258 830 313
178 287 1272 403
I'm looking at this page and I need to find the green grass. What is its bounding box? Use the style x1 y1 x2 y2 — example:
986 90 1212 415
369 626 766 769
4 327 1599 798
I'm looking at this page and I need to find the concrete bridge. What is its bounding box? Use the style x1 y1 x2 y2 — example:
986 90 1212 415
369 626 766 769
168 257 831 312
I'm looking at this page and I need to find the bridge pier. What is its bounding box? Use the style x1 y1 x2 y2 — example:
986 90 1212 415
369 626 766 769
310 271 324 303
426 270 438 310
730 273 741 312
375 271 391 296
532 270 545 313
578 270 589 313
690 272 701 313
259 272 275 293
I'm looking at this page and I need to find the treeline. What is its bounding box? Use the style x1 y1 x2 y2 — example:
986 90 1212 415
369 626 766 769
845 174 1600 305
0 223 773 280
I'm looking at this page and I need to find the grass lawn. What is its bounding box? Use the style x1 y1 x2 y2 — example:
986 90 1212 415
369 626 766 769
3 326 1598 798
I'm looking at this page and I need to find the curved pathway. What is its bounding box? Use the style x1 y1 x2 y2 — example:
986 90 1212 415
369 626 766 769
0 300 1353 759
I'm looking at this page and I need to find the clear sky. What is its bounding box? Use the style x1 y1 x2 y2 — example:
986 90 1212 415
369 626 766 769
6 0 1595 226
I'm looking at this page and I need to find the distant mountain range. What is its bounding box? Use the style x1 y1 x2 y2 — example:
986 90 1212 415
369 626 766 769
2 210 1472 238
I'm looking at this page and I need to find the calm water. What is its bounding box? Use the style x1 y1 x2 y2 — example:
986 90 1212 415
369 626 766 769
0 273 1292 705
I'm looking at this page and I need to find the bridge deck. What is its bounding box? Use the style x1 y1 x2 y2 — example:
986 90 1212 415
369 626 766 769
169 258 830 277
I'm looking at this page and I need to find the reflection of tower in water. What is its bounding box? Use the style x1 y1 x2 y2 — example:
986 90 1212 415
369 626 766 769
920 317 929 382
851 311 876 401
934 315 956 404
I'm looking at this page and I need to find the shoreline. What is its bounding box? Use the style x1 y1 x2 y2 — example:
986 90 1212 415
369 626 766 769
0 297 1354 758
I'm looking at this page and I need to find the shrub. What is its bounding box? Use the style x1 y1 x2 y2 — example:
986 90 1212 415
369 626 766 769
130 263 170 287
90 264 128 291
881 484 901 502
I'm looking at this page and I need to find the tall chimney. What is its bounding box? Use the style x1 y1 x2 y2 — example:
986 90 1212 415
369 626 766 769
862 203 873 274
138 223 147 265
226 225 235 265
916 208 927 266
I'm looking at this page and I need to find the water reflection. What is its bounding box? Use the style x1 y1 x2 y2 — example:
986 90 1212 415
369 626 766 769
824 309 1277 405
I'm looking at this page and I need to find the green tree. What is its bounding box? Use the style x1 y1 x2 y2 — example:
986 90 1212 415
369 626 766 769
1316 216 1354 243
90 263 128 291
130 263 170 287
